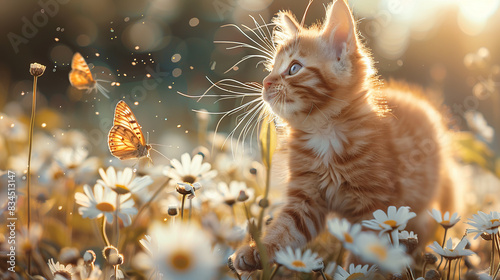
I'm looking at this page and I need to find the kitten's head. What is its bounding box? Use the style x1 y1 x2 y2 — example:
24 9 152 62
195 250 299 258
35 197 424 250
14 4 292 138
263 0 374 126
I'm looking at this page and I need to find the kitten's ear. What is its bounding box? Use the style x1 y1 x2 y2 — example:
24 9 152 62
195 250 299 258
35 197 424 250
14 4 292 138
322 0 357 58
274 11 300 38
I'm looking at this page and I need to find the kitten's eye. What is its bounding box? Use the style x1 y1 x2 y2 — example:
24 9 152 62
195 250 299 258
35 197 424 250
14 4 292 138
288 63 302 75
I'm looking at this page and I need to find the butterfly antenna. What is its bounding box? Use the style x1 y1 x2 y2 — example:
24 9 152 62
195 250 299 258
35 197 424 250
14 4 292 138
149 143 174 148
95 83 110 99
150 147 171 162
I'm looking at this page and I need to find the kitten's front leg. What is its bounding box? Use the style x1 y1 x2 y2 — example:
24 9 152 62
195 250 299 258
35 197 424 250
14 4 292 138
231 177 328 272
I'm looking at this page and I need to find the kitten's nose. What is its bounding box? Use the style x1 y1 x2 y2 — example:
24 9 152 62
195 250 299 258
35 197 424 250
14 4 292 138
263 76 276 91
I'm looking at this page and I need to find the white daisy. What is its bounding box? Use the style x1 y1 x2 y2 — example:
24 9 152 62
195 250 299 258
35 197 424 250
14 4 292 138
214 181 255 206
362 206 416 246
324 262 338 276
139 222 220 280
97 166 153 195
163 152 217 184
327 218 361 252
466 211 500 239
398 230 418 241
428 208 461 229
48 258 74 280
352 232 412 273
275 247 324 273
333 263 377 280
428 237 474 259
74 184 138 226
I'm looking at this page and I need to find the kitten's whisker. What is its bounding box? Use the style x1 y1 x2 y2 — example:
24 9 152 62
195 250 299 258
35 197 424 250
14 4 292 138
187 77 261 102
247 16 276 53
220 24 275 58
315 90 349 104
313 103 329 122
238 104 266 152
300 0 315 28
259 15 275 47
241 21 276 54
222 55 272 74
217 41 274 59
230 100 265 154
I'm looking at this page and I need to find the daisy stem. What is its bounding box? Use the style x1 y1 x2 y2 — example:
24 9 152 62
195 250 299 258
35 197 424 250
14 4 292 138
257 161 272 232
180 194 186 221
114 194 120 246
335 245 344 267
446 260 451 280
231 205 236 226
120 179 170 253
437 228 448 271
496 233 500 260
189 198 192 222
244 202 270 280
269 264 280 280
452 259 458 280
422 262 427 278
100 216 110 247
27 74 39 275
319 269 328 280
406 265 415 280
491 233 496 276
388 231 394 245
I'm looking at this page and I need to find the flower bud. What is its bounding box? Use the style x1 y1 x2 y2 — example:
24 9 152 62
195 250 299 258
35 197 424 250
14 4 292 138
30 63 46 77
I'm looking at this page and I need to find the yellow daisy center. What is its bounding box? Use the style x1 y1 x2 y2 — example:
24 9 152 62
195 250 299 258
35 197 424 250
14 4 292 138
291 260 306 268
344 232 353 243
368 244 387 260
114 184 130 194
169 250 192 272
382 220 397 228
182 175 197 184
346 272 365 280
442 220 450 225
96 202 115 212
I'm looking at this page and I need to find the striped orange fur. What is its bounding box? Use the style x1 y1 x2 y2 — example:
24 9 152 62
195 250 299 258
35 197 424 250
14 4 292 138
231 0 455 272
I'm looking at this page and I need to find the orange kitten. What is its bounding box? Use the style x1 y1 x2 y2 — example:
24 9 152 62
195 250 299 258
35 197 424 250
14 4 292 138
230 0 455 272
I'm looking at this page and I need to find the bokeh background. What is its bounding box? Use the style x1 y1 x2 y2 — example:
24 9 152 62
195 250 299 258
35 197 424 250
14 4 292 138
1 0 500 278
0 0 499 165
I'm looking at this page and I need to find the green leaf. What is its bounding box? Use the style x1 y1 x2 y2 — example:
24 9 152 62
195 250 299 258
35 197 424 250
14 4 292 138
259 116 277 168
454 131 494 170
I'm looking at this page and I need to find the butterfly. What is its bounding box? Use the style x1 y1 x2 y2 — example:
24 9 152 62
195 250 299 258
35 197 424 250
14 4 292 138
108 101 152 162
69 52 110 98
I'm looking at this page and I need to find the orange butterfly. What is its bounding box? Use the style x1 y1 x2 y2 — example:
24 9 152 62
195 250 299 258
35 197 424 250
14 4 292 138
69 52 110 98
108 101 152 162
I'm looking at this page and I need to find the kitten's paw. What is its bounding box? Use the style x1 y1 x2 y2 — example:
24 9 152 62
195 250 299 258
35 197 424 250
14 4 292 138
229 244 262 272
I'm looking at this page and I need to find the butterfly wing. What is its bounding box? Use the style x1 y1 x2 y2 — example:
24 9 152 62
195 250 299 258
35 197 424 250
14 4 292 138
108 101 151 160
108 125 143 160
113 101 147 146
69 52 95 90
